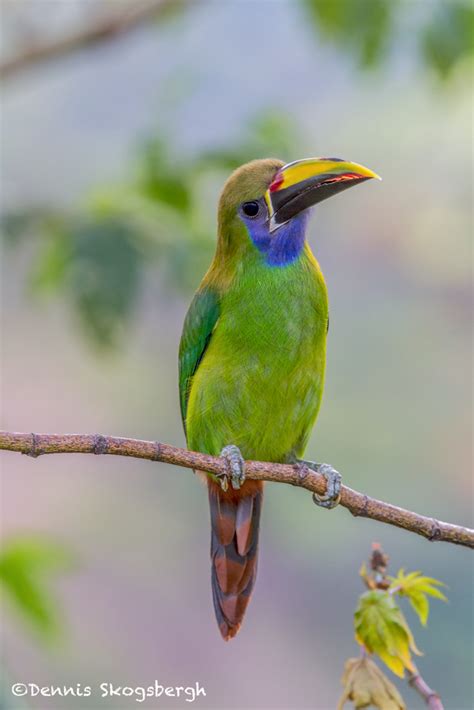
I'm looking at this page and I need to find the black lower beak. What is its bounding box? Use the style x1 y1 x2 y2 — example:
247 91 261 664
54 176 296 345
265 158 381 232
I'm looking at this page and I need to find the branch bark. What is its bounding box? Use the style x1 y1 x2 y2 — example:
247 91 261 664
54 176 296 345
0 0 183 80
408 669 444 710
1 431 473 549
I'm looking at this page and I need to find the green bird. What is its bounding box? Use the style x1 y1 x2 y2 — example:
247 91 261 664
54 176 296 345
179 157 380 640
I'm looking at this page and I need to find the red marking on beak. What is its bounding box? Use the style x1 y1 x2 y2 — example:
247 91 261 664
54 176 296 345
322 172 362 184
269 171 284 192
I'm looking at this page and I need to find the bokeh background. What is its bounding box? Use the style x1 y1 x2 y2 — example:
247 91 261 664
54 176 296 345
1 1 473 709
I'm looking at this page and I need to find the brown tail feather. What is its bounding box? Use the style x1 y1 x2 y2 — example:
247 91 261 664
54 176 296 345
208 479 263 641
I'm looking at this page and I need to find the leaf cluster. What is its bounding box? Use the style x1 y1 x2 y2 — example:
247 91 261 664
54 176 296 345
354 568 446 678
342 553 447 708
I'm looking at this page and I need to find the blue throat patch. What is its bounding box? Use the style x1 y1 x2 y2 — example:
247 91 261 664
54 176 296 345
246 212 308 267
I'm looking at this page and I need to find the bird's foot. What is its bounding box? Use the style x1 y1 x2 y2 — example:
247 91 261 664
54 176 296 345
219 445 245 491
297 459 342 509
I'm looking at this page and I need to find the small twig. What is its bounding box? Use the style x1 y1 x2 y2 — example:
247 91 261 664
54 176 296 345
408 668 444 709
1 431 473 549
0 0 185 80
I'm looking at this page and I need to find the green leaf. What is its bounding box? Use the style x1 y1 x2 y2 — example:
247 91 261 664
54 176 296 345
0 537 72 641
407 591 429 626
389 569 447 626
354 590 421 677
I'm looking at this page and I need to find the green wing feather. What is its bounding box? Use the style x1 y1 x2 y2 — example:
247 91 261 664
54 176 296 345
178 287 220 432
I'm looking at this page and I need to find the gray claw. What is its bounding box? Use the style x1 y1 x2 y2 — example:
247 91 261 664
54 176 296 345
312 463 342 509
220 444 245 490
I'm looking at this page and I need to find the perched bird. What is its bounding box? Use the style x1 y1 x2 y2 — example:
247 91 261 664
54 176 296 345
179 157 379 640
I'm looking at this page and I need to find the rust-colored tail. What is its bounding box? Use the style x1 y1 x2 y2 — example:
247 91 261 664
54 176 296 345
208 479 263 641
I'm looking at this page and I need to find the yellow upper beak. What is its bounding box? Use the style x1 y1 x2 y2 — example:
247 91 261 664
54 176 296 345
265 157 381 231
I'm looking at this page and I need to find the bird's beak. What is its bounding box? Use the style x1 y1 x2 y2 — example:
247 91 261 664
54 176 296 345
264 157 381 232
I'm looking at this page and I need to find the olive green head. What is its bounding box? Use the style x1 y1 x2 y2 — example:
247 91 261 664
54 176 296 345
217 158 283 242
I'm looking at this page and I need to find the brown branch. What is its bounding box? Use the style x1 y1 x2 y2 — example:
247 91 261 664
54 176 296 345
0 0 184 81
1 430 473 549
408 669 444 710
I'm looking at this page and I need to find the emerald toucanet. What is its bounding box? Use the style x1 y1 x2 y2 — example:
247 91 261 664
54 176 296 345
179 157 380 640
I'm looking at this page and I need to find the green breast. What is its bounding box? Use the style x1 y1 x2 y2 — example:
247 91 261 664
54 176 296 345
186 245 328 462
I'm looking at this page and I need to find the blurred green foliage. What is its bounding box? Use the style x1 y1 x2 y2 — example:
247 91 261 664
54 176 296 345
305 0 393 68
305 0 474 77
2 113 295 348
0 536 72 641
421 1 474 78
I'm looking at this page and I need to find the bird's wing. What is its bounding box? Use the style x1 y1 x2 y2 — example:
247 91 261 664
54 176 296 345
178 286 220 432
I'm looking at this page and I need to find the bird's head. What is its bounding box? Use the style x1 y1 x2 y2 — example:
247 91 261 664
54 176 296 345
217 157 380 266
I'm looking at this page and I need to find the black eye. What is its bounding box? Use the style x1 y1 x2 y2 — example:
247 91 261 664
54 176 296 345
242 201 260 218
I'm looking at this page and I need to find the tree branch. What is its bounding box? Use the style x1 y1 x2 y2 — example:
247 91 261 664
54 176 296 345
1 430 473 549
0 0 184 81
